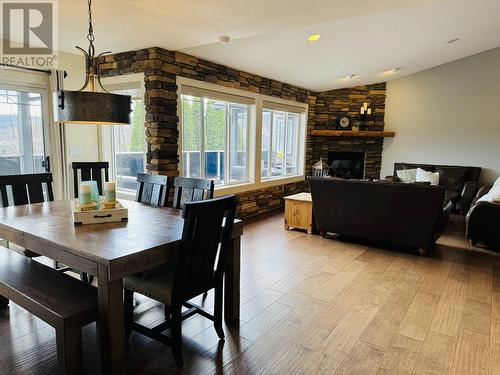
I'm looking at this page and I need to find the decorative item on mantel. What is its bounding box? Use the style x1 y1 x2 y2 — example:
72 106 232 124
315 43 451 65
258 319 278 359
73 181 128 225
360 102 372 130
351 120 360 132
312 158 330 177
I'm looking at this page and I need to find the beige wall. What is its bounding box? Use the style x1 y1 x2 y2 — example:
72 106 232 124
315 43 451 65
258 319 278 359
382 47 500 184
58 51 99 168
57 51 100 196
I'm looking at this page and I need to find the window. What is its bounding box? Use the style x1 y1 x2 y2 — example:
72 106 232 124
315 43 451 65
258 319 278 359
0 86 49 175
261 109 301 179
179 78 307 193
181 93 250 186
105 80 146 197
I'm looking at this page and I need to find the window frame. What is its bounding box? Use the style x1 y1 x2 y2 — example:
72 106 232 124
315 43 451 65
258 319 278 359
261 109 302 181
0 77 51 176
181 95 251 186
100 73 146 200
177 77 307 196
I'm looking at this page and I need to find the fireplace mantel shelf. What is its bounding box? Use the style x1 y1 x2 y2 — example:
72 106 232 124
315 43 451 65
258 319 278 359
311 130 395 138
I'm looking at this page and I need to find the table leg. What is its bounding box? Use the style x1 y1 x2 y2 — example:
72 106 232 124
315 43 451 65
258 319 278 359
0 295 8 308
97 264 125 375
224 235 241 323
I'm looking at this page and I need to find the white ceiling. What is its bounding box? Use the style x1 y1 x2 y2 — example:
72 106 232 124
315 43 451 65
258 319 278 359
58 0 500 91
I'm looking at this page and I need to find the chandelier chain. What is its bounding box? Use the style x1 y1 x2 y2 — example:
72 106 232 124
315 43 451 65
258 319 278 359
87 0 95 57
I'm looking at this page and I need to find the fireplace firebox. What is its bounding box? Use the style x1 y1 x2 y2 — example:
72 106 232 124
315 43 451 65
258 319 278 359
328 151 365 179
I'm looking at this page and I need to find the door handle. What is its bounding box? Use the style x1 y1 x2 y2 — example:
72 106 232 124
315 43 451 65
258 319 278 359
42 156 50 173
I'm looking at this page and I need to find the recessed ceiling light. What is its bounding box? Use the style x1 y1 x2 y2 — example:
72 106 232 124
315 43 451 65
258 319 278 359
219 36 230 44
307 34 321 42
347 74 357 79
447 38 460 44
391 67 401 73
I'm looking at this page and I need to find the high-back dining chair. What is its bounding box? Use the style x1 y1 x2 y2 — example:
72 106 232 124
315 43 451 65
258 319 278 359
0 173 54 208
135 173 170 207
0 173 93 282
72 162 109 198
0 173 54 258
123 195 237 367
172 176 214 209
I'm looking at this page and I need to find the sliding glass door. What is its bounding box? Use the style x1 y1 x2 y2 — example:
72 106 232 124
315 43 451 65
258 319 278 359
0 86 50 175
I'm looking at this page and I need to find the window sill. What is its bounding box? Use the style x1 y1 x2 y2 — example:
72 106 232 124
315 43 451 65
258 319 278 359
213 175 305 196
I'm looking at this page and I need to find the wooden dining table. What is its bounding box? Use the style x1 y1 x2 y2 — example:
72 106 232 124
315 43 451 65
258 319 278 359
0 199 243 374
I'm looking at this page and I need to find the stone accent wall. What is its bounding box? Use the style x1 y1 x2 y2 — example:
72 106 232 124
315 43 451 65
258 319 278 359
98 47 312 218
307 83 387 179
235 181 307 218
98 48 387 218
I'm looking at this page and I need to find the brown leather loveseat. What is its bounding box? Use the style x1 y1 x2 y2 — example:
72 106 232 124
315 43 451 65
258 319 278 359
308 177 450 255
389 163 481 213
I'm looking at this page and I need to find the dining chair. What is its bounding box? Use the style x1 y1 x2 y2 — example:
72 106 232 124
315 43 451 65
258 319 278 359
0 173 93 283
0 173 54 258
72 162 109 198
173 176 215 302
123 194 237 367
172 176 214 209
135 173 170 207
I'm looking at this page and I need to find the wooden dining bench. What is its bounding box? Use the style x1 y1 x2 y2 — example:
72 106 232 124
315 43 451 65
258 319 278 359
0 246 98 375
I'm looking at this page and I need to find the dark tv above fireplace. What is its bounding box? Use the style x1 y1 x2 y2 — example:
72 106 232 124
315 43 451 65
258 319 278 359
328 151 365 179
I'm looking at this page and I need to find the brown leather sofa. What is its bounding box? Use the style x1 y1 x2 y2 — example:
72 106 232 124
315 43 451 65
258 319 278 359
466 184 500 249
308 177 451 254
389 163 481 213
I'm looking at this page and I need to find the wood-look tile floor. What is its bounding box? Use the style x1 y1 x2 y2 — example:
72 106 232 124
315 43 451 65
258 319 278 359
1 213 499 374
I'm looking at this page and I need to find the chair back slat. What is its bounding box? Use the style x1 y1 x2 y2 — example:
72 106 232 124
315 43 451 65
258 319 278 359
0 173 54 207
172 177 214 209
72 162 109 198
11 184 29 206
172 195 236 303
135 173 169 207
27 182 45 203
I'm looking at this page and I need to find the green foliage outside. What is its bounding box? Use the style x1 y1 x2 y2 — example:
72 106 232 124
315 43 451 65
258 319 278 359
204 102 225 151
182 98 225 152
129 101 144 152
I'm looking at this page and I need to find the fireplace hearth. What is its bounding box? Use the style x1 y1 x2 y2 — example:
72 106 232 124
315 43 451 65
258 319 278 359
328 151 365 179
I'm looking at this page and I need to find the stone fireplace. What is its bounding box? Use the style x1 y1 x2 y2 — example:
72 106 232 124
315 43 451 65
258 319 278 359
307 83 387 180
328 151 365 179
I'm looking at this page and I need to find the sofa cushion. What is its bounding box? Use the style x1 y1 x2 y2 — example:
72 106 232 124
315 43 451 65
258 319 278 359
416 168 440 186
437 166 467 192
396 168 418 183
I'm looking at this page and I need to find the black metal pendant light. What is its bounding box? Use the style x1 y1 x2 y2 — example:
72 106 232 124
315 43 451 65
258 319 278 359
54 0 131 125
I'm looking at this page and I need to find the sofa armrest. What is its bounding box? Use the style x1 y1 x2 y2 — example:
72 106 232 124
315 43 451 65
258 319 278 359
456 181 479 213
466 201 500 244
476 184 493 199
469 184 493 206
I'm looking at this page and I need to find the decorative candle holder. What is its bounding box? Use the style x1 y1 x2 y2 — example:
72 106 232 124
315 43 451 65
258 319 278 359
104 181 116 203
79 182 92 205
359 102 372 130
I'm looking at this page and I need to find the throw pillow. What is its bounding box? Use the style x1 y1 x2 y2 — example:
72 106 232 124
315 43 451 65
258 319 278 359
437 167 467 192
477 177 500 203
416 168 440 186
396 168 418 183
